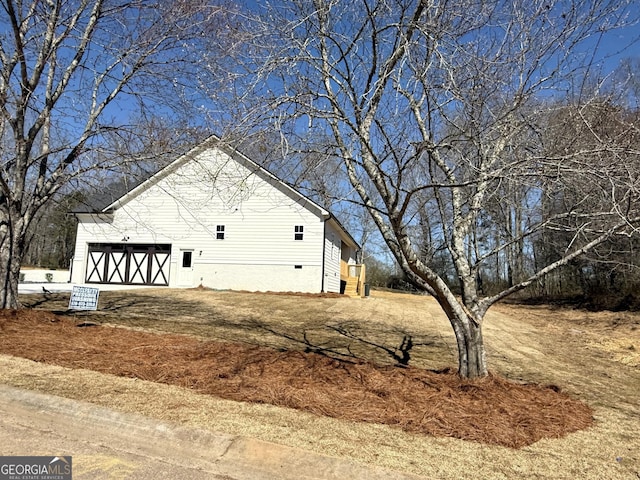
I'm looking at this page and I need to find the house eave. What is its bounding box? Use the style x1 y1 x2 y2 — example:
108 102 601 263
327 215 360 250
74 211 114 220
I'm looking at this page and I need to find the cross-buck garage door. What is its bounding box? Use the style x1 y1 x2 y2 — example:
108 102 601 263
86 243 171 286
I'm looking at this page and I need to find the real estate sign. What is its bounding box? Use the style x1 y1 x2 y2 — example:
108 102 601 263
68 286 100 311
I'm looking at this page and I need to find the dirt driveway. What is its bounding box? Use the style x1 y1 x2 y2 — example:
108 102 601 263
2 288 638 479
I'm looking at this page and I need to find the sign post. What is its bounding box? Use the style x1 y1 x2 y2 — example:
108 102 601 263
68 286 100 311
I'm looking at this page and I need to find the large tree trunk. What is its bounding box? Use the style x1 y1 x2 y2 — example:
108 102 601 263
424 274 489 379
452 317 487 379
0 253 22 309
0 215 27 310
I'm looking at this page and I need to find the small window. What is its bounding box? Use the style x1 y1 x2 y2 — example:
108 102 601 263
294 265 302 269
216 225 225 240
294 225 304 240
182 251 192 268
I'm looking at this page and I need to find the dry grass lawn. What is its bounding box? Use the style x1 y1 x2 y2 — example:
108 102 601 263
2 288 638 479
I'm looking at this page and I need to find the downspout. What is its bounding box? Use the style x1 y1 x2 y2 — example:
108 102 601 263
68 255 74 283
321 219 326 292
68 213 77 283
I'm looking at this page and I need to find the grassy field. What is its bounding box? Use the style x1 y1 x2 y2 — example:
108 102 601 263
2 288 639 479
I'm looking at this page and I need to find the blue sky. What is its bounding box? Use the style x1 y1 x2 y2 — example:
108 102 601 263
591 20 640 72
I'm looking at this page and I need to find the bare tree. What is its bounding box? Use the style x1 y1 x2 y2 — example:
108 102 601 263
536 99 640 303
0 0 240 308
252 0 640 377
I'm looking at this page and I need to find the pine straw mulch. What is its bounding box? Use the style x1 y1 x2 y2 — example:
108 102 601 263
0 309 593 449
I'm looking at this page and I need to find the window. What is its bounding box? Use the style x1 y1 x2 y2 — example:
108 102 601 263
294 225 304 240
182 251 192 268
216 225 225 240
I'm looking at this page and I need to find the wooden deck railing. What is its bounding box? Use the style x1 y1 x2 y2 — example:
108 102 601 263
341 260 348 278
347 263 367 297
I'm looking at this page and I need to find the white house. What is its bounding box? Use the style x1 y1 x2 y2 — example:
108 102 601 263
70 138 363 294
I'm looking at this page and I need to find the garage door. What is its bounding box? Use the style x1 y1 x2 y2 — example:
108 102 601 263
86 243 171 286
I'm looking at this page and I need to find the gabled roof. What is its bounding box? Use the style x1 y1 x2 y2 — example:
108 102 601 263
75 135 360 249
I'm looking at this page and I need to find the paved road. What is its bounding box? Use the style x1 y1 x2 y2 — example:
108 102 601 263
18 282 148 294
0 385 423 480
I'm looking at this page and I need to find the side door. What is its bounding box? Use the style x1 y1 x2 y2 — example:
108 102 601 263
176 249 195 287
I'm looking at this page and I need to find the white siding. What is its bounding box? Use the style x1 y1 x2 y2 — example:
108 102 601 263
71 216 107 283
323 223 342 293
193 264 322 292
72 149 327 292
